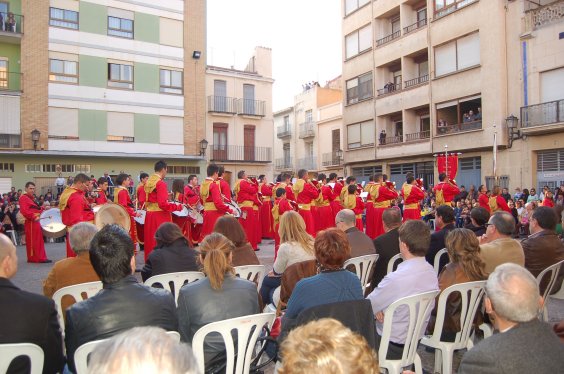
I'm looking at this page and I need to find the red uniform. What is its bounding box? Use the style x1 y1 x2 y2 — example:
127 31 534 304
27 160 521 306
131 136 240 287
401 183 424 222
19 193 47 263
60 187 95 257
144 174 182 261
364 183 375 237
253 195 262 247
329 182 343 222
478 193 491 212
94 190 108 205
433 181 460 206
218 177 232 202
293 179 320 237
200 178 232 239
234 179 259 250
489 195 511 213
184 184 202 244
543 198 555 208
272 196 293 258
135 183 146 245
259 183 274 239
369 183 398 239
115 186 138 250
316 185 334 232
343 193 365 231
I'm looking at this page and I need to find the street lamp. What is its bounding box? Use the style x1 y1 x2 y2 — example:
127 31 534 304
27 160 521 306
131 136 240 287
199 139 208 156
31 129 41 151
506 114 523 148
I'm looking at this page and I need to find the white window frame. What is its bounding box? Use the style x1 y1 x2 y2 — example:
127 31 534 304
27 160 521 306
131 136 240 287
160 69 183 95
108 16 133 39
347 121 374 149
345 24 372 59
108 63 133 90
434 32 480 77
49 59 78 84
49 7 79 30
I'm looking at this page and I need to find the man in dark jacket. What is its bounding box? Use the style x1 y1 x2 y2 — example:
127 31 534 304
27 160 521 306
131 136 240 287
0 233 65 374
369 208 401 292
426 205 456 272
336 209 375 258
65 224 178 373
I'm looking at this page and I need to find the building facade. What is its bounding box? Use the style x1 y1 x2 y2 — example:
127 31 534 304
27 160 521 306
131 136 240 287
341 0 564 189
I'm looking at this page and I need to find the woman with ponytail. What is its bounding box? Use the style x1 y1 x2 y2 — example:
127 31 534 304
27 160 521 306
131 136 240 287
177 232 259 364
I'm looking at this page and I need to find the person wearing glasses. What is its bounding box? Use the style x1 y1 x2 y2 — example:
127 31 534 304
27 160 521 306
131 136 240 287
479 211 524 275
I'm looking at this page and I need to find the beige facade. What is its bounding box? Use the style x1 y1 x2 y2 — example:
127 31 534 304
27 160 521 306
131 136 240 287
341 0 564 189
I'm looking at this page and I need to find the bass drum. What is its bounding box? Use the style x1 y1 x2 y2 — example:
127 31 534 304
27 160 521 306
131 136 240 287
40 208 67 238
95 204 131 232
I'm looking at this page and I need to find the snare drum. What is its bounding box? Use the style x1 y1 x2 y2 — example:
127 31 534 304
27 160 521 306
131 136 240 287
225 201 243 218
188 209 204 224
40 208 67 238
172 206 191 217
134 210 146 225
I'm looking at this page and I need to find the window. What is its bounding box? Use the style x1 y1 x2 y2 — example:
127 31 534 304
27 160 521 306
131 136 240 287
391 16 401 35
108 16 133 38
160 69 183 94
75 165 91 174
352 165 383 177
49 59 78 83
107 112 134 142
213 123 228 160
160 117 183 145
25 164 41 173
436 95 482 134
49 107 79 139
347 121 375 149
345 24 372 59
108 63 133 89
0 163 14 172
49 8 79 29
43 164 75 173
345 0 370 16
305 109 313 123
393 70 402 87
346 72 373 105
284 115 290 127
435 32 480 77
168 166 200 174
242 84 255 115
417 7 427 24
0 60 7 88
435 0 478 18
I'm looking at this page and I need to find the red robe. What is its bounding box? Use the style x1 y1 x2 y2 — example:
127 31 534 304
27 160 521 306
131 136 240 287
200 178 231 239
135 183 146 244
364 183 375 237
434 182 460 206
218 178 232 202
144 174 182 261
401 183 424 222
330 182 343 220
234 179 259 249
19 193 47 262
343 193 365 231
259 183 274 239
272 197 293 259
316 185 334 232
489 195 511 213
293 179 320 237
115 187 138 249
369 183 398 239
94 190 108 205
60 187 94 257
542 198 554 208
184 184 202 244
478 193 491 212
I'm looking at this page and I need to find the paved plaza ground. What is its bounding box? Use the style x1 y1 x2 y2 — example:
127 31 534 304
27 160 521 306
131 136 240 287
10 238 564 373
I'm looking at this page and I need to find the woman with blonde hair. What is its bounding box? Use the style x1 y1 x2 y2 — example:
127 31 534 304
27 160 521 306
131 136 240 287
260 211 315 305
177 233 259 365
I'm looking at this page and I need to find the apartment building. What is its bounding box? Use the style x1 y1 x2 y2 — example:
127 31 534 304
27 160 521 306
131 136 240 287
341 0 564 189
0 0 206 193
273 81 342 178
205 46 274 185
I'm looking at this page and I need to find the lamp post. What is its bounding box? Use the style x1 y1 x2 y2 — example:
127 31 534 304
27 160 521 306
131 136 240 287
31 129 41 151
506 114 522 148
199 139 208 156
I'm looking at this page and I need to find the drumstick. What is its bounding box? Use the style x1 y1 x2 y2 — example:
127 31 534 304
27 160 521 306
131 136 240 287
39 216 53 220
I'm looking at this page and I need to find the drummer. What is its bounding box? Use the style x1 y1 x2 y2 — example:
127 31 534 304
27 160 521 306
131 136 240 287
114 173 139 253
59 173 94 257
200 164 234 238
184 174 202 245
94 177 109 205
19 182 51 263
171 179 190 242
135 172 149 251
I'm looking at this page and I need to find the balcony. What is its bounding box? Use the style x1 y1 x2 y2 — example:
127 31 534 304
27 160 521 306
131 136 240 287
0 133 21 148
377 83 402 97
275 157 293 170
207 95 237 114
0 72 22 93
434 0 478 19
404 74 428 89
403 19 427 35
436 120 482 136
299 122 315 139
379 135 403 146
322 152 342 167
405 130 430 142
520 99 564 135
522 0 564 33
297 157 317 171
277 124 292 138
376 30 401 47
236 99 266 117
0 13 23 42
210 145 272 163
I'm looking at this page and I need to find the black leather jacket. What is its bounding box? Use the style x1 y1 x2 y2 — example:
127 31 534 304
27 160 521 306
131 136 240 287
65 275 178 373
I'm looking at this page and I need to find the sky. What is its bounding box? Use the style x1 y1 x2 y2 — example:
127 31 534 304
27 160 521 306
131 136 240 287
206 0 343 112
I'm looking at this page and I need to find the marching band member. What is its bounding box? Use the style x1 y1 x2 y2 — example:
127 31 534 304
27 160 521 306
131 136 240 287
184 174 202 245
259 175 274 239
115 173 139 251
171 179 190 242
19 182 50 263
342 184 365 231
433 173 460 206
143 161 183 261
369 174 398 239
60 173 95 257
478 184 491 212
292 169 320 236
200 164 233 239
489 185 511 213
401 174 425 222
135 172 149 250
271 187 293 258
364 176 376 237
316 173 334 232
328 173 343 220
251 178 262 248
276 172 296 202
217 166 232 202
94 177 109 205
339 176 356 202
234 170 259 250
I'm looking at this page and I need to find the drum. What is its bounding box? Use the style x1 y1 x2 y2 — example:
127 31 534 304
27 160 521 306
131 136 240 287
95 203 131 232
92 205 102 214
188 209 204 224
225 200 244 219
172 205 191 217
40 208 67 238
134 210 146 225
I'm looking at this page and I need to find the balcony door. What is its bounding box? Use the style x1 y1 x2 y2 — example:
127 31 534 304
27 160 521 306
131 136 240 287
332 129 340 164
243 84 255 115
283 143 291 168
214 80 227 112
213 123 228 160
244 125 255 161
0 60 7 88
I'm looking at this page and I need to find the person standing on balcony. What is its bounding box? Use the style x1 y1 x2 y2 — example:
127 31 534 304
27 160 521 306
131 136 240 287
379 129 386 145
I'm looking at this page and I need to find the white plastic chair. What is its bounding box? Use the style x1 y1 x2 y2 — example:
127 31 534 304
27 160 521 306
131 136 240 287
0 343 44 374
144 271 205 306
536 259 564 321
5 229 18 245
378 290 440 374
192 312 276 374
74 331 180 374
420 281 487 374
52 281 103 335
344 253 379 293
387 253 403 274
433 248 449 275
234 265 266 290
550 278 564 300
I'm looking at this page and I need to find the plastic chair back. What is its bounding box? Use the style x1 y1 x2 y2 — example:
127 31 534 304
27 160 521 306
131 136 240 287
344 254 379 293
52 281 103 334
387 253 403 274
192 313 275 374
144 271 205 306
433 248 449 275
536 259 564 321
0 343 44 374
234 265 266 290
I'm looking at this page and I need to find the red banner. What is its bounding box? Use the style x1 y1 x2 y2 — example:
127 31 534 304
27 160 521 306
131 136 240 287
437 154 458 180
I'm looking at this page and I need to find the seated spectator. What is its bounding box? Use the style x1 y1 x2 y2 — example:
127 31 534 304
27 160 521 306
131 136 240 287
279 259 318 311
458 264 564 373
367 220 439 360
465 207 490 237
517 201 536 236
88 327 198 374
426 205 456 272
501 187 512 202
369 208 401 292
542 190 555 208
43 222 100 312
141 222 199 281
479 211 525 275
278 318 379 374
65 224 178 373
427 228 486 340
335 209 375 258
177 233 259 365
213 215 259 266
260 211 315 305
0 233 65 374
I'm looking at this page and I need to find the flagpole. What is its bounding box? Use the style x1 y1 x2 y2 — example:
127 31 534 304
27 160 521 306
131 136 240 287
493 123 497 182
444 144 448 178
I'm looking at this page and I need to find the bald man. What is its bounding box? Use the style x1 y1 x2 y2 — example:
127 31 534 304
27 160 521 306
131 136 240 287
0 234 64 373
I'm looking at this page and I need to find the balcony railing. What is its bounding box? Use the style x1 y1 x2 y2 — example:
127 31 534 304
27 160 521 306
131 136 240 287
404 74 428 88
403 19 427 34
297 157 317 171
299 122 315 138
322 152 342 167
237 99 266 117
521 99 564 128
377 83 402 96
275 157 293 170
405 130 430 142
436 120 482 135
376 30 401 47
0 72 22 92
523 0 564 33
207 95 237 114
210 145 272 162
277 124 292 138
379 135 403 145
435 0 478 19
0 13 23 35
0 133 21 148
